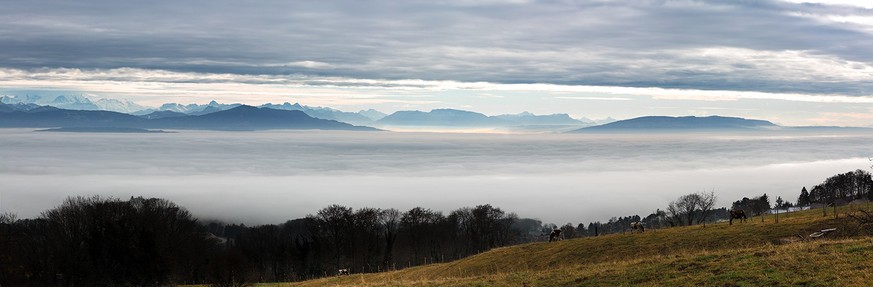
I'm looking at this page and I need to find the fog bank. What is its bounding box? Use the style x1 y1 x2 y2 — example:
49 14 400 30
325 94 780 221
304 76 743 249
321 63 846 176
1 129 870 225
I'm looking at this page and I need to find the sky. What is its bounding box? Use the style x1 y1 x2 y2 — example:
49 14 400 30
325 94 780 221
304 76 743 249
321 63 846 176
2 0 873 125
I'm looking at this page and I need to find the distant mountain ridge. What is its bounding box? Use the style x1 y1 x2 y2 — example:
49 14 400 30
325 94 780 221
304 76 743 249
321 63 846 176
376 109 514 127
358 109 387 121
7 97 830 133
374 109 594 130
0 102 41 112
4 101 868 133
259 102 377 125
0 104 377 131
574 115 777 132
138 110 187 120
1 94 145 113
148 105 376 131
0 105 146 128
1 96 605 131
495 111 587 125
134 100 243 115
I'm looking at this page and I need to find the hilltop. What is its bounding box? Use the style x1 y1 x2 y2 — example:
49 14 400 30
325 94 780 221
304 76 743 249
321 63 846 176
574 115 777 132
283 205 873 287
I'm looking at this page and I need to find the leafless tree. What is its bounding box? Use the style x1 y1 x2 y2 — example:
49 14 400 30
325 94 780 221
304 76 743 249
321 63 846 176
314 204 353 270
668 191 717 227
379 208 400 269
675 193 702 226
696 191 717 227
666 201 683 226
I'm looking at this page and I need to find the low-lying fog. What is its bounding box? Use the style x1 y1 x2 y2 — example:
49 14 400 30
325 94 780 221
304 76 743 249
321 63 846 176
1 129 871 225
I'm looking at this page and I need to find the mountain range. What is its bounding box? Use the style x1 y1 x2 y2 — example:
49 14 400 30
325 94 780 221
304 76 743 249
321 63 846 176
0 104 376 131
377 109 513 127
259 102 379 126
132 101 384 126
4 96 866 133
1 95 145 113
375 109 591 128
146 105 376 131
0 95 612 130
495 111 589 126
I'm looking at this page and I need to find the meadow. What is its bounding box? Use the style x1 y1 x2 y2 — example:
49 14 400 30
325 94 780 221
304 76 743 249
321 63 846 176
252 204 873 286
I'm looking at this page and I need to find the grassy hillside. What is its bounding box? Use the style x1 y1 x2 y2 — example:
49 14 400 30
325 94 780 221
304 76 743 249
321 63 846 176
230 205 873 286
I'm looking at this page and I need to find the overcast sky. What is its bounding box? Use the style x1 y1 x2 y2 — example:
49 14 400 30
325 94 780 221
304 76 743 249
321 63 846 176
2 0 873 125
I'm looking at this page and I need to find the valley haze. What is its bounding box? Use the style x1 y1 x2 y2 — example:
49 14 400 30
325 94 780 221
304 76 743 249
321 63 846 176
1 128 870 225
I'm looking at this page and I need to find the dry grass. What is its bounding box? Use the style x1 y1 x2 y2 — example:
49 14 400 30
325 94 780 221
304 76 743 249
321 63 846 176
200 205 873 287
285 238 873 287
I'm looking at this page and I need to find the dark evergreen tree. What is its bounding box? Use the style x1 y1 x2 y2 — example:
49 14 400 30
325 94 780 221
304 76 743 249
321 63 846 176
797 187 810 207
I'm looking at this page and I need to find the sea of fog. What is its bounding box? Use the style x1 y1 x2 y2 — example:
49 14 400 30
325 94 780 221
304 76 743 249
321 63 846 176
1 128 871 225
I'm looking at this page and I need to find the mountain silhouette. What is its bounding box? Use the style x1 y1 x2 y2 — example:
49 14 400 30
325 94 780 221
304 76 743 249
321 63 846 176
495 112 587 125
147 105 377 131
0 104 378 131
573 115 777 132
376 109 513 127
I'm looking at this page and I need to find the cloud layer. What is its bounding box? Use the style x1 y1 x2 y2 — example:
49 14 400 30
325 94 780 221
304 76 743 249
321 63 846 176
1 129 871 224
1 0 872 96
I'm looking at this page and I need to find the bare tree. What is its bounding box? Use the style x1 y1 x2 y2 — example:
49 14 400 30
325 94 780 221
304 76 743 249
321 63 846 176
668 191 716 227
696 191 717 227
666 201 683 227
379 208 400 270
352 207 382 272
400 207 443 265
314 204 353 270
677 193 702 226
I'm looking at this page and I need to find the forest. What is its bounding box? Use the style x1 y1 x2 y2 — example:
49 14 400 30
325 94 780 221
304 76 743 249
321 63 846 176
0 169 870 286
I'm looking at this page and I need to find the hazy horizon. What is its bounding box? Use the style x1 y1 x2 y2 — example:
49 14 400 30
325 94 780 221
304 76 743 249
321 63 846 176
2 128 870 226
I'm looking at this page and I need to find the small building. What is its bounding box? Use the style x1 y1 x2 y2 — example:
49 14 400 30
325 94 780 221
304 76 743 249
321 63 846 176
767 206 807 214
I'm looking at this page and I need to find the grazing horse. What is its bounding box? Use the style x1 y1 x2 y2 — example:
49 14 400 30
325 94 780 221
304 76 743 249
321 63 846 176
548 229 563 242
729 210 747 225
630 221 645 232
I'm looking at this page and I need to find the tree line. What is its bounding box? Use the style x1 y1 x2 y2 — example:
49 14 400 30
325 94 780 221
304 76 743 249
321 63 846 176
797 169 873 206
0 197 535 286
0 194 737 286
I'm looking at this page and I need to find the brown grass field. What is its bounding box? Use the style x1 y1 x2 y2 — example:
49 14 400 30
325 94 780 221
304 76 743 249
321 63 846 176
202 204 873 287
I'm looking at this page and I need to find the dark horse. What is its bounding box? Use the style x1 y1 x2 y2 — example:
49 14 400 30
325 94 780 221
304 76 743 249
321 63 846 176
729 209 747 225
630 221 645 232
549 229 563 242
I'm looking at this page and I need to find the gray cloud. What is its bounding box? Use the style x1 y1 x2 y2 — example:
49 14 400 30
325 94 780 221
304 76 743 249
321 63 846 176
1 1 872 95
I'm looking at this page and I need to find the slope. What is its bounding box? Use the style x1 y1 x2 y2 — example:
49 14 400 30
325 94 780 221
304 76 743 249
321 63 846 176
287 205 871 287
